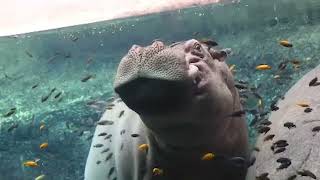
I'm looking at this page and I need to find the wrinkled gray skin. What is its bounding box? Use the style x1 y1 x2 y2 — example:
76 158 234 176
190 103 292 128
253 64 320 180
84 39 250 180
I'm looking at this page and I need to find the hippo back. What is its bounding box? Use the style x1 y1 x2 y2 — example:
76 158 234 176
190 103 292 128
253 64 320 179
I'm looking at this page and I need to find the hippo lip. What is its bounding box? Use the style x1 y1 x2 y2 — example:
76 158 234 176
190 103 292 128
188 61 208 95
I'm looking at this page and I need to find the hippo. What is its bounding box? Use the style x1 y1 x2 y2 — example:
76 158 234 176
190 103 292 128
84 39 251 180
253 64 320 180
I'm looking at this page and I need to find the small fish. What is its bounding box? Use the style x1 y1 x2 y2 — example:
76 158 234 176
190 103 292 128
81 74 96 82
278 62 287 71
276 157 291 164
256 64 271 70
86 57 94 65
304 107 312 113
279 40 293 47
229 64 236 71
39 124 45 131
270 102 279 111
248 156 256 167
104 134 112 140
3 107 17 117
297 169 317 179
138 144 149 152
101 148 110 154
119 110 124 118
192 32 200 36
105 153 113 161
131 134 139 137
25 50 33 58
274 147 286 154
274 141 288 148
284 122 296 129
54 92 62 99
41 88 56 103
98 132 108 136
7 123 19 132
201 152 215 161
260 119 272 126
263 134 275 142
199 39 218 47
296 102 309 107
32 84 39 89
260 111 270 117
309 77 319 86
287 175 297 180
229 110 246 117
108 167 115 178
93 144 104 148
273 75 281 79
120 129 126 135
97 120 114 125
276 161 291 170
274 140 287 145
64 52 72 58
41 95 50 102
258 99 263 108
120 143 124 150
256 172 269 180
47 54 59 63
290 59 300 65
39 142 48 149
257 126 270 134
312 126 320 132
35 174 46 180
253 147 260 152
23 161 38 167
235 84 248 90
71 36 79 42
152 168 164 176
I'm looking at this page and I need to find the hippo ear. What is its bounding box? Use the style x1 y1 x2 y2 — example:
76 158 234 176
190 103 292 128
208 48 232 62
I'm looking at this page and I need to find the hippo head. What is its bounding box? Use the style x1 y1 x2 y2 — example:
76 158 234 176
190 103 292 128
114 39 243 148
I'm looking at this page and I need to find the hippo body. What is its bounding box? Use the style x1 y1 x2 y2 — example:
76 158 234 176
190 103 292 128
254 64 320 180
85 39 250 180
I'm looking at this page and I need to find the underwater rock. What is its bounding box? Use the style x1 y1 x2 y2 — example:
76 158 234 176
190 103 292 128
252 64 320 179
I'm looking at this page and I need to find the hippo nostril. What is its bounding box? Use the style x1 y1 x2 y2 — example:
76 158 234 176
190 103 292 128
188 58 200 64
191 50 204 59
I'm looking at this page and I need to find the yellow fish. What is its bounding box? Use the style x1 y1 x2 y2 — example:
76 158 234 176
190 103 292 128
296 102 309 107
279 40 293 47
229 64 236 71
40 142 48 149
35 174 46 180
201 152 215 161
23 161 38 167
256 64 271 70
138 144 149 151
152 167 164 176
39 124 45 131
273 75 281 79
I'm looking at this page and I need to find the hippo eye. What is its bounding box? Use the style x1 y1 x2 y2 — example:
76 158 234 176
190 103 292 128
194 43 201 51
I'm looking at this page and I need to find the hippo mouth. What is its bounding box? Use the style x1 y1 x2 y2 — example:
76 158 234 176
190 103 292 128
188 60 209 96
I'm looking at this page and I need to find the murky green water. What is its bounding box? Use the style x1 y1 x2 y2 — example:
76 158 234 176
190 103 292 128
0 0 320 179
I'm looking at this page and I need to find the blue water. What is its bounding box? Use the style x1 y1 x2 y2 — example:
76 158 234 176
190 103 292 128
0 0 320 179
